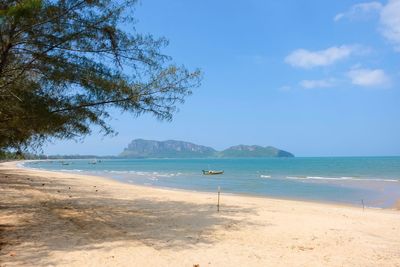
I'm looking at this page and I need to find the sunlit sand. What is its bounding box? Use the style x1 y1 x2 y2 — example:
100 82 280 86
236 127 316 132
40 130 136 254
1 161 399 267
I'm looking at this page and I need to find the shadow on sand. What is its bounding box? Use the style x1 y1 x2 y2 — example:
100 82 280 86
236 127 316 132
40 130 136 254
0 170 258 266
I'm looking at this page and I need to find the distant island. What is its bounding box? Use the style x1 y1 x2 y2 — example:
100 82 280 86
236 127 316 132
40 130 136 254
119 139 294 158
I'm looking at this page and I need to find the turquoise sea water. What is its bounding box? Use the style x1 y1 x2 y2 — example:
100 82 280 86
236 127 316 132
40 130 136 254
24 157 400 208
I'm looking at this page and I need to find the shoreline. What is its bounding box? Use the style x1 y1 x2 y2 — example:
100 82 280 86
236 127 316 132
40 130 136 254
10 160 358 210
15 160 371 210
20 159 399 210
1 160 399 266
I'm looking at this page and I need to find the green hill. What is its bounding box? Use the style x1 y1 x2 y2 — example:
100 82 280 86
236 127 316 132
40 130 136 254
120 139 294 158
219 145 294 158
119 139 217 158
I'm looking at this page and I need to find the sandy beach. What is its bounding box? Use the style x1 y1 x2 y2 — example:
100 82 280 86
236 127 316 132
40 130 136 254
0 161 399 267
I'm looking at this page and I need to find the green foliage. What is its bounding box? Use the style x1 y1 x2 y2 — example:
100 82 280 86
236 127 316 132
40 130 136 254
119 139 217 158
218 145 294 158
0 149 39 160
119 139 295 158
0 0 42 19
0 0 201 151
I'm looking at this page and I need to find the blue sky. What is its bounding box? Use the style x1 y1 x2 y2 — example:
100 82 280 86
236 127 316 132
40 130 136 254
44 0 400 157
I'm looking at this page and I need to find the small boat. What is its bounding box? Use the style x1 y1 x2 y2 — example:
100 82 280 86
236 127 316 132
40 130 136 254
202 170 224 175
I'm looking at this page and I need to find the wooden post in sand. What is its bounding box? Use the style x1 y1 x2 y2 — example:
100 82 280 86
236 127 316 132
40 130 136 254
217 186 221 212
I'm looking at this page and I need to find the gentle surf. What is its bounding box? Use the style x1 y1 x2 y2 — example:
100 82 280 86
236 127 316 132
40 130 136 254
24 157 400 208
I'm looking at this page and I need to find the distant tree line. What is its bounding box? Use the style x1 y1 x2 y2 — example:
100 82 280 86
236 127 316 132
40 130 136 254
0 151 118 160
0 150 43 160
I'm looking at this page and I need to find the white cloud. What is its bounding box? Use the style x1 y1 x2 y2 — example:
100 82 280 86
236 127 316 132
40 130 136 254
285 45 357 69
380 0 400 51
335 1 400 52
299 79 334 89
347 67 390 87
334 2 383 22
334 13 345 22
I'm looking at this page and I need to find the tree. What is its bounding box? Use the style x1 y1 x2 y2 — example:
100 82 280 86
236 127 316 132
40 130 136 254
0 0 201 151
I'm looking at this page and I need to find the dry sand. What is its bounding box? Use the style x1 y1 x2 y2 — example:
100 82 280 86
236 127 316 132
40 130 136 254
0 161 399 267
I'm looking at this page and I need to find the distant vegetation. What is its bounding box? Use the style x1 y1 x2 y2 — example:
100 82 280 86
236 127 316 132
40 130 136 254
120 139 294 158
0 152 117 160
120 139 216 158
0 139 293 160
220 145 294 158
0 151 45 160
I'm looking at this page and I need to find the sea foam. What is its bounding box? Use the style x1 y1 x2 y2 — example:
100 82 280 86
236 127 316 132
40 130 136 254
286 176 398 182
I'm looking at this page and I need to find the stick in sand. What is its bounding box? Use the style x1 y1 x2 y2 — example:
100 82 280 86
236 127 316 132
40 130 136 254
217 186 220 212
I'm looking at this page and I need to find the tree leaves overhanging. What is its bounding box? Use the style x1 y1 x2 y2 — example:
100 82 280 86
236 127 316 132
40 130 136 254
0 0 201 150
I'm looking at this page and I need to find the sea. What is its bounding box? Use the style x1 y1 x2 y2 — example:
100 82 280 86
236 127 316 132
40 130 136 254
23 157 400 208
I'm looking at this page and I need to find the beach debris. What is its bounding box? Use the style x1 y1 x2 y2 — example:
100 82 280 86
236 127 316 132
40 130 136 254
95 190 98 192
291 245 314 251
42 183 45 186
69 187 71 190
193 265 200 267
298 246 314 251
57 190 61 193
9 251 16 257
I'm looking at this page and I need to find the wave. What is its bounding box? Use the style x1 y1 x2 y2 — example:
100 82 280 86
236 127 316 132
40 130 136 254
61 169 84 172
101 170 182 178
286 176 399 182
19 162 400 183
22 164 182 179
